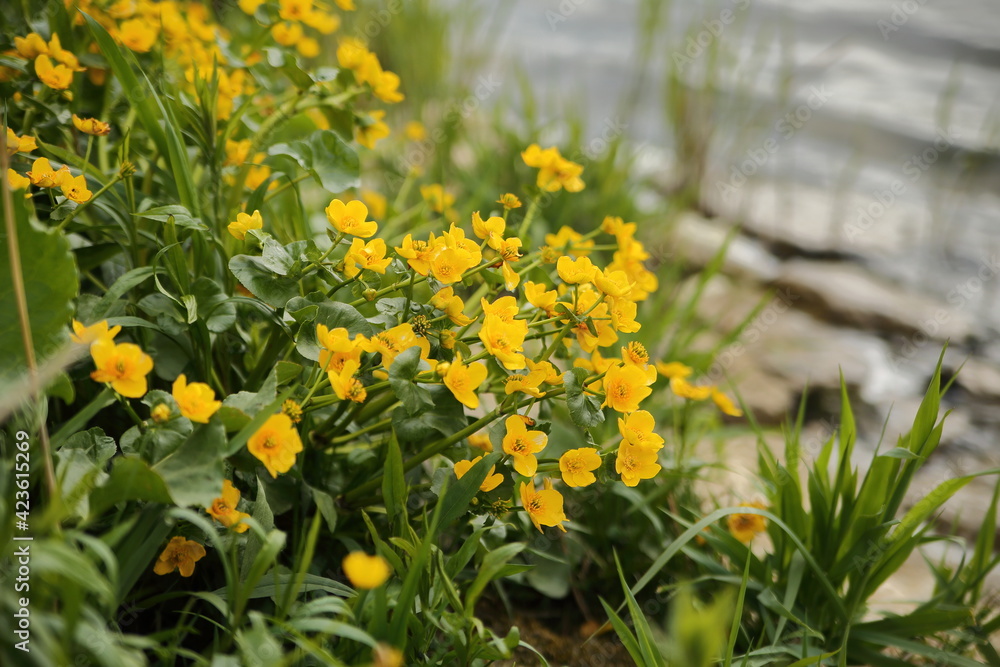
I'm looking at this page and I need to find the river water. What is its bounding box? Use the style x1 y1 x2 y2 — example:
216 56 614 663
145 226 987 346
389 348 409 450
491 0 1000 329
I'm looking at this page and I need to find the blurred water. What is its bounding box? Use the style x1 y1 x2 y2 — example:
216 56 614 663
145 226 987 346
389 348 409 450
492 0 1000 329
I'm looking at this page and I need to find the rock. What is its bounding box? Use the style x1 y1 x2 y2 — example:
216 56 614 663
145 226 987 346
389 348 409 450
949 357 1000 398
772 260 977 342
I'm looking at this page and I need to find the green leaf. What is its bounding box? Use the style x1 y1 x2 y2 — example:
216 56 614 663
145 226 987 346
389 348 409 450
270 129 360 193
240 480 277 580
191 277 237 333
382 435 406 525
229 254 299 309
89 457 173 516
153 420 226 507
563 368 605 428
0 199 77 382
85 266 159 321
288 295 374 361
260 47 314 89
435 453 501 528
388 347 433 415
464 542 525 617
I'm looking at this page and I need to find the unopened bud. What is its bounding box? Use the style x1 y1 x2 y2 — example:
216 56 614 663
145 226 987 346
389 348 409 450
363 288 377 301
435 361 451 377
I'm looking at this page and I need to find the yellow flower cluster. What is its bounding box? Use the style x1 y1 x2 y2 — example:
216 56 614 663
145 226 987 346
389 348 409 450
254 0 344 60
657 361 742 417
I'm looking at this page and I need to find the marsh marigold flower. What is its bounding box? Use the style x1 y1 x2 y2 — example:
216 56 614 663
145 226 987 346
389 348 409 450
478 317 527 371
71 319 120 346
712 389 743 417
616 442 661 487
206 480 250 533
468 433 493 453
545 225 593 257
360 189 387 220
556 255 597 284
247 413 303 478
329 359 367 403
72 114 110 136
420 183 454 214
617 410 664 451
430 286 473 326
454 456 504 492
521 144 584 193
356 110 390 149
7 169 29 191
670 376 713 401
227 209 263 240
443 354 488 409
14 33 48 59
361 322 430 370
26 157 69 188
559 448 601 487
5 128 37 156
325 198 377 238
316 324 363 374
90 340 154 398
344 238 392 277
343 552 390 589
153 537 206 577
728 503 767 543
520 479 568 533
502 415 546 477
497 193 522 210
150 403 171 423
471 211 505 242
119 19 159 53
35 54 72 89
60 174 92 203
602 363 653 413
172 374 222 423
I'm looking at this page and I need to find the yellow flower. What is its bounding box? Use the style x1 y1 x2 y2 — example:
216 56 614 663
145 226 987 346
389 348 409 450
670 376 713 401
443 354 488 409
343 552 391 589
712 389 743 417
503 369 546 398
526 358 563 385
344 237 392 277
328 359 367 403
150 403 171 423
119 19 159 53
728 503 768 543
172 374 222 423
227 209 263 240
46 34 84 72
206 480 250 533
360 189 387 220
372 69 404 103
316 324 363 374
372 644 403 667
594 268 634 299
521 143 585 193
430 286 473 326
336 37 370 70
90 340 154 398
224 138 252 167
420 183 454 214
601 363 653 413
238 0 265 13
60 174 92 203
356 110 390 149
153 536 206 577
616 442 661 486
601 215 636 238
468 433 493 453
519 480 568 533
394 234 435 275
404 121 426 141
496 193 522 210
454 456 504 492
14 33 49 59
545 225 592 257
559 448 601 487
427 246 469 285
6 128 37 156
478 316 526 371
621 341 657 384
523 281 558 315
326 198 378 238
334 0 356 9
655 361 692 379
481 295 520 323
7 169 29 191
617 410 664 451
303 10 340 33
471 211 505 242
556 255 597 284
502 415 546 477
360 323 430 370
26 158 69 188
70 319 121 346
279 0 312 21
71 114 110 136
271 21 304 46
247 413 304 478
